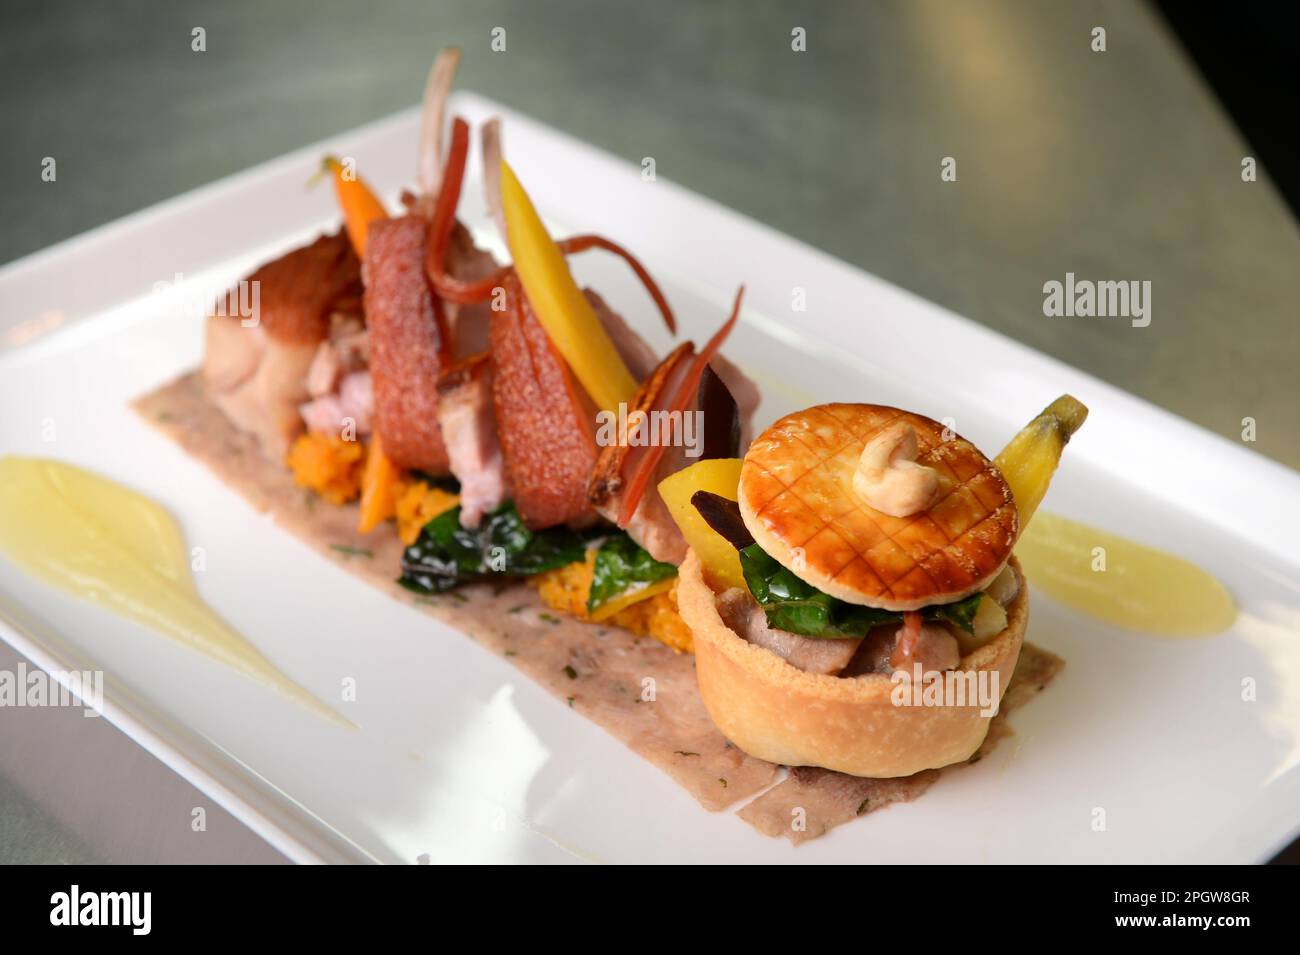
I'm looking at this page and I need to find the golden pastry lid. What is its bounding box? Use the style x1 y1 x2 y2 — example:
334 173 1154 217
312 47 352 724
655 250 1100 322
738 403 1017 611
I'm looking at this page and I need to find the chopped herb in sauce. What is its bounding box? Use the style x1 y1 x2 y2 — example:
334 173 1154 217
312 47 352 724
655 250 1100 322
331 544 374 559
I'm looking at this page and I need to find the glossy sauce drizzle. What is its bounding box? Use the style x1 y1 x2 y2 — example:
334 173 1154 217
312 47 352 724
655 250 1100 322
0 456 352 727
1014 511 1236 637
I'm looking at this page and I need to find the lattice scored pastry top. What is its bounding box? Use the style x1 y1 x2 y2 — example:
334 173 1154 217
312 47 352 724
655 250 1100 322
738 403 1017 611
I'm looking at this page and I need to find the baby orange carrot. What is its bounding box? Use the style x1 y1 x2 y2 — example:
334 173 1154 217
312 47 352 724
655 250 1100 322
357 433 400 534
323 155 388 257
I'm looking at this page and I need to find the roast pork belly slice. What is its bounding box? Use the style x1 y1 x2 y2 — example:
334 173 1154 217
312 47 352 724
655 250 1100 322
715 588 863 676
436 352 511 528
364 215 452 474
202 230 361 460
207 335 318 460
203 312 263 394
491 279 598 530
305 315 368 399
300 370 374 438
300 313 371 437
304 336 342 400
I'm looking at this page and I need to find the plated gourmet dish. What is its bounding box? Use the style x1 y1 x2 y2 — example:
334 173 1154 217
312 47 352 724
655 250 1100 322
122 50 1088 842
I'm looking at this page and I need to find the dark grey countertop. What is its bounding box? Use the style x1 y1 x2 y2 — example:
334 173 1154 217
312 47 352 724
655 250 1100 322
1 0 1297 863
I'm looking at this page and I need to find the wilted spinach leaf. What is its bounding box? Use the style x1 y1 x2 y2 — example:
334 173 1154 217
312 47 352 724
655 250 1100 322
738 543 983 638
931 592 983 634
587 534 677 613
399 502 594 594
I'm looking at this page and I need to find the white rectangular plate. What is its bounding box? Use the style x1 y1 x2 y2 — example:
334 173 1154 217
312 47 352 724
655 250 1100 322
2 93 1299 864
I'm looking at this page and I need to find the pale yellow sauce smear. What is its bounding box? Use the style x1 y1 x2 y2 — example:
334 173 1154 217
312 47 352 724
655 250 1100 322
0 456 353 728
1015 511 1236 637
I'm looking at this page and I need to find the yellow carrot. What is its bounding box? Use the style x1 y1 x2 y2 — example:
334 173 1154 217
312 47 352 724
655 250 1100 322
589 577 676 622
994 395 1088 534
357 434 400 534
323 155 388 257
658 458 746 591
499 159 638 413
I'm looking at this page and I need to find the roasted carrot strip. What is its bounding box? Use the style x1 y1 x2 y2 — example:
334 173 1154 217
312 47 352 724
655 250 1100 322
425 118 476 299
357 433 400 533
425 232 676 337
618 286 744 526
893 611 925 662
324 155 388 257
556 235 676 335
904 611 923 636
421 119 675 335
